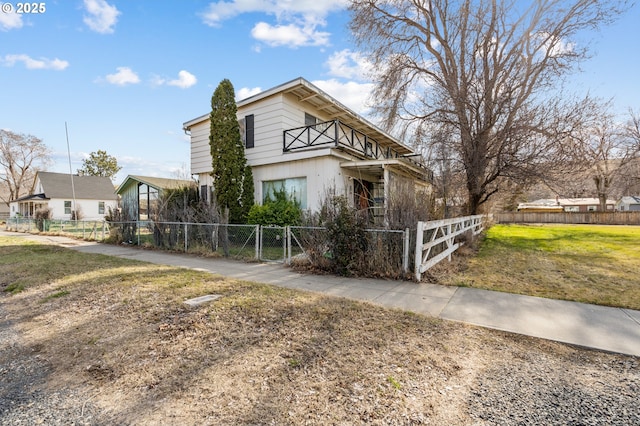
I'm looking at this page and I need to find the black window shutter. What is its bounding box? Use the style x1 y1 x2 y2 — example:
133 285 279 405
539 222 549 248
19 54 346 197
245 114 254 148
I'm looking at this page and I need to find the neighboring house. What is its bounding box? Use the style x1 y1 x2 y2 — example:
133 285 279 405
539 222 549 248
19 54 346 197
183 77 432 223
9 171 118 220
518 198 615 212
116 175 195 220
0 186 10 219
616 196 640 212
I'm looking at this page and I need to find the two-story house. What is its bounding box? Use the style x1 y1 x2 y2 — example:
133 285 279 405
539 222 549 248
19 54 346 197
183 77 432 223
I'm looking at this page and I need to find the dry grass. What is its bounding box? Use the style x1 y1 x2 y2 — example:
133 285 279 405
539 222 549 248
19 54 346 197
1 235 638 424
432 224 640 310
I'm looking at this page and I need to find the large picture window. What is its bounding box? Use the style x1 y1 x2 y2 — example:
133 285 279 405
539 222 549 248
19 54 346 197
262 177 307 209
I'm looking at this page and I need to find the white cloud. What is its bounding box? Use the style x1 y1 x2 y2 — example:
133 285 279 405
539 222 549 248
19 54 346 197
312 78 375 116
1 54 69 70
168 70 197 88
537 31 575 58
83 0 120 34
237 86 262 100
201 0 347 48
251 21 330 47
201 0 347 26
0 9 23 31
152 70 198 89
104 67 140 86
325 49 373 80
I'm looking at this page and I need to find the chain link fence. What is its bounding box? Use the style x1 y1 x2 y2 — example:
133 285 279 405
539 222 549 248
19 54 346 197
5 218 412 276
6 217 110 240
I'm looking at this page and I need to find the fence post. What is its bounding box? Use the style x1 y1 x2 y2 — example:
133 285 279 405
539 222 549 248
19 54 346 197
255 224 260 260
414 221 424 281
402 228 410 274
286 226 291 264
282 226 287 262
184 223 188 252
447 223 453 261
102 221 106 240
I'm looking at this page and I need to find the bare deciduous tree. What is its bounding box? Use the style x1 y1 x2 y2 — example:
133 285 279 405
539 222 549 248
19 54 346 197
349 0 627 214
0 130 52 206
564 100 638 210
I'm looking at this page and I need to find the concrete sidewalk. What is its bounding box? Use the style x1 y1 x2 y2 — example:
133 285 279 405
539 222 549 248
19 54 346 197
5 231 640 357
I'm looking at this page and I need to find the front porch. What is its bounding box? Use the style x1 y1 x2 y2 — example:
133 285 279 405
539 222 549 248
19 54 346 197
11 193 49 218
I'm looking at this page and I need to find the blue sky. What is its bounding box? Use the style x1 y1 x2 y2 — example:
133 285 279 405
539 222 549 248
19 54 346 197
1 0 639 185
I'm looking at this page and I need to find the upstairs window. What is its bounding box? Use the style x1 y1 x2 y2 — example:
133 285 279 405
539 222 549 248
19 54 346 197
239 114 254 149
305 113 318 126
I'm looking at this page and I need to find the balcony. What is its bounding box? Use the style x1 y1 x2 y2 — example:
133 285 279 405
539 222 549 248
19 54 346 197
283 119 432 181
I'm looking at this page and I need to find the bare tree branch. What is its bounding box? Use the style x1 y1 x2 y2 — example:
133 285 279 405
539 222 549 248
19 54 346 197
0 130 52 206
349 0 629 214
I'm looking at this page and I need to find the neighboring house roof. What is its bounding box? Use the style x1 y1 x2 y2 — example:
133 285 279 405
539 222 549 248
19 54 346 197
557 198 615 206
618 196 640 205
183 77 415 156
115 175 194 194
32 172 117 200
518 198 615 210
11 193 49 202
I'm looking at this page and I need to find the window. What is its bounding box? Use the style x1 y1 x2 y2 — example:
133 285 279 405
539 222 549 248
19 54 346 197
64 201 71 215
588 205 597 212
200 185 208 203
239 114 255 149
98 201 105 215
262 177 307 209
305 112 318 126
138 183 159 220
564 206 579 212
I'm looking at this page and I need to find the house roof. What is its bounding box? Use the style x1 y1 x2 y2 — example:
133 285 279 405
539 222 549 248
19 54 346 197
618 196 640 204
518 198 616 210
182 77 415 156
32 172 117 200
11 193 49 203
115 175 194 195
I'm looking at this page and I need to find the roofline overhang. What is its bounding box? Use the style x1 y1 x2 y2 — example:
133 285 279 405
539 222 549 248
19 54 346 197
182 77 416 156
340 159 432 183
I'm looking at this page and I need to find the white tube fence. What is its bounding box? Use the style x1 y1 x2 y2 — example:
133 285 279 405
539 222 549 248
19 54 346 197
414 215 485 281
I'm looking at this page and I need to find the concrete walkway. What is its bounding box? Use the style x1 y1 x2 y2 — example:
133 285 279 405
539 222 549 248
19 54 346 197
4 231 640 357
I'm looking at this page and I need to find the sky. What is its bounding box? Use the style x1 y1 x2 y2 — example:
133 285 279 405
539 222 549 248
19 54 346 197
1 0 639 186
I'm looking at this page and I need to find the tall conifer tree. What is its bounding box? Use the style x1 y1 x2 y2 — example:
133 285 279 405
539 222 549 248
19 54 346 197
209 79 254 223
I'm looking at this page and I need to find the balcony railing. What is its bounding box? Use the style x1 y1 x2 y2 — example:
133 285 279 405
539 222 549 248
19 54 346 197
283 119 432 181
283 119 405 160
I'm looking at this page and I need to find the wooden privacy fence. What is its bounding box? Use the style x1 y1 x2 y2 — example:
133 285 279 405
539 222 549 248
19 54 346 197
494 211 640 225
414 215 485 281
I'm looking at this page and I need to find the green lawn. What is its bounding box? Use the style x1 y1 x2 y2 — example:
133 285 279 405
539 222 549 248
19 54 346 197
446 224 640 310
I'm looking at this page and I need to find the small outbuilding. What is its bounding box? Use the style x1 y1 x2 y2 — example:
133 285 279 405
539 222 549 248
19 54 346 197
116 175 194 220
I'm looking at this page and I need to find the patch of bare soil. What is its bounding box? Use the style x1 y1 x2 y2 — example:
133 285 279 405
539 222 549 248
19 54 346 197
2 263 639 425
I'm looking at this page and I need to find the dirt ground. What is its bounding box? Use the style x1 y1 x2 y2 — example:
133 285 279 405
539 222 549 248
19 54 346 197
1 243 639 425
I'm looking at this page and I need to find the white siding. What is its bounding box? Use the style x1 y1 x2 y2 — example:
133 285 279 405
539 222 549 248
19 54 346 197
46 198 117 220
188 87 390 212
190 121 212 174
251 156 347 212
